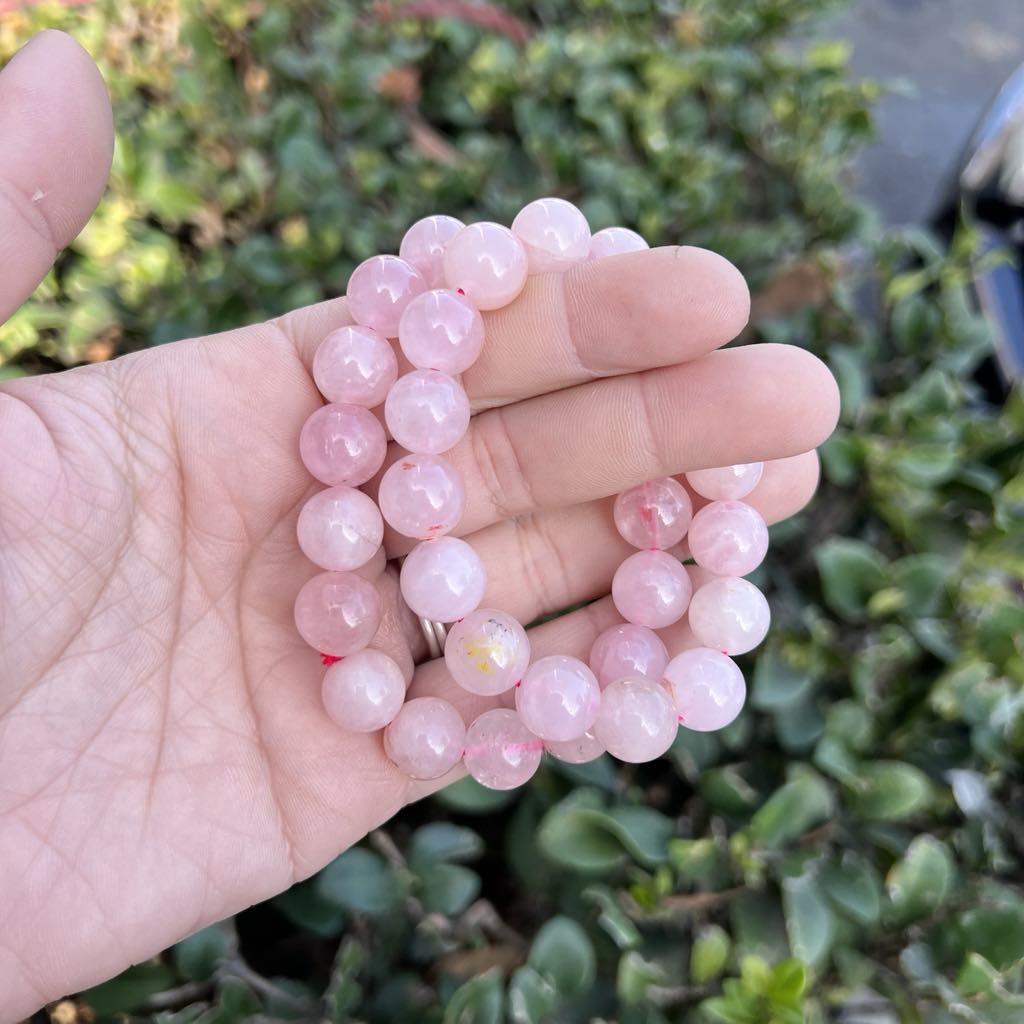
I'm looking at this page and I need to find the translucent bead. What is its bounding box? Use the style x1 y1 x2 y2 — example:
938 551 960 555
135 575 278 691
296 486 383 571
587 226 649 260
383 696 465 780
399 536 486 622
612 550 692 629
399 215 465 288
312 325 397 407
321 649 406 733
463 709 544 790
589 623 669 688
545 731 604 764
511 197 591 273
377 453 465 540
686 463 764 501
385 369 470 455
346 255 427 337
687 500 769 577
592 677 678 763
443 222 529 311
398 289 485 374
445 609 530 696
664 648 746 732
515 655 601 742
687 576 770 656
294 571 382 656
299 403 387 488
614 477 693 550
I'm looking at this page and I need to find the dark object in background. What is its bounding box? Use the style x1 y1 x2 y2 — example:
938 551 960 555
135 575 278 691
935 62 1024 399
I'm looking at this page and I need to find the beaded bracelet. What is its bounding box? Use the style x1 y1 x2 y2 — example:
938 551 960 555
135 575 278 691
293 199 770 790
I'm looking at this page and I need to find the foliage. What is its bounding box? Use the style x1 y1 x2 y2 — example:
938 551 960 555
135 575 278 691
4 0 1022 1022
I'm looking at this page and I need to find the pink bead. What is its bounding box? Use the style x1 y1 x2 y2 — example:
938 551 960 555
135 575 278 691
383 696 466 780
321 649 406 733
398 289 485 374
612 550 692 629
592 677 678 763
515 655 601 742
589 623 670 688
614 477 693 550
463 709 544 790
384 370 470 455
686 463 764 501
443 222 529 311
445 609 530 696
299 403 387 487
294 571 382 656
687 500 769 577
588 226 649 260
399 537 486 621
377 453 465 539
312 325 398 407
664 648 746 732
687 576 770 656
545 731 605 764
399 215 465 288
511 197 591 273
296 486 384 571
346 255 427 336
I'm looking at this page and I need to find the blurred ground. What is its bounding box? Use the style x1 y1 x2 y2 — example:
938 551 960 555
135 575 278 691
826 0 1024 223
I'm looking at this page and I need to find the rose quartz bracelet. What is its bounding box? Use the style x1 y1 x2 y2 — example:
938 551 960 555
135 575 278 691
294 198 770 790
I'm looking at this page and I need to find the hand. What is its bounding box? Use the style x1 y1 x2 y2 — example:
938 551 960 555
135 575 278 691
0 32 839 1018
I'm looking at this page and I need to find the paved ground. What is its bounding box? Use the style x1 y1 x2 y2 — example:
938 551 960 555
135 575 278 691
822 0 1024 222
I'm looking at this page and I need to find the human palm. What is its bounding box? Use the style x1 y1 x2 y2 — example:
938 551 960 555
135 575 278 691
0 32 839 1018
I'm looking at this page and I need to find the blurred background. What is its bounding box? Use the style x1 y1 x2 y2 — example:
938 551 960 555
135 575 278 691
2 1 1022 1023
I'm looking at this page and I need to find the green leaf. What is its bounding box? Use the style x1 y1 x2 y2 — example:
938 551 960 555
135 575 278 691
699 766 760 814
410 823 484 865
616 951 665 1005
851 761 934 821
418 863 481 916
669 837 721 884
582 885 641 949
782 872 835 968
957 903 1024 969
886 835 954 921
766 959 808 1007
691 924 731 984
444 967 505 1024
507 966 558 1024
323 938 364 1023
815 538 888 620
748 767 834 848
528 915 596 996
435 776 518 814
317 847 406 916
750 647 817 711
173 922 234 981
274 879 346 937
821 852 883 926
81 962 178 1015
890 554 948 617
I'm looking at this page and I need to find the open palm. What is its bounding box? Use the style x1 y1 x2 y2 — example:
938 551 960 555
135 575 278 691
0 32 839 1018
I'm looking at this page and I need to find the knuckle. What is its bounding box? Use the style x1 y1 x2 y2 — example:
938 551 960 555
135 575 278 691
469 408 536 520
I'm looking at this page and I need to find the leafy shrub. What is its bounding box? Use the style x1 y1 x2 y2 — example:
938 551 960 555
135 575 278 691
3 1 1022 1022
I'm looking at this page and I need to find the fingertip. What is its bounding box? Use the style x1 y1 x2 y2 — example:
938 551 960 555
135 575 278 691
668 245 751 344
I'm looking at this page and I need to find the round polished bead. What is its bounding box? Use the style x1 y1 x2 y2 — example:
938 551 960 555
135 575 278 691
296 486 384 571
399 215 465 288
346 255 427 336
399 537 486 622
686 463 764 501
612 550 692 629
687 500 769 577
321 649 406 733
377 453 465 540
463 709 543 790
445 609 530 696
515 655 601 742
385 369 470 455
443 222 529 310
294 571 382 656
545 731 605 764
664 648 746 732
614 477 693 550
592 677 678 763
687 576 770 656
589 623 669 688
398 289 485 374
312 325 398 407
511 197 591 273
299 403 387 488
588 226 649 260
383 697 466 780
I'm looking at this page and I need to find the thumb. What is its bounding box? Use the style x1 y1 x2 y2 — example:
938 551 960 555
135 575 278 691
0 29 113 325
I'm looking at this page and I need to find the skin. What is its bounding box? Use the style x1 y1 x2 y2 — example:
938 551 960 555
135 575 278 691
0 31 840 1019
